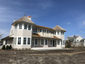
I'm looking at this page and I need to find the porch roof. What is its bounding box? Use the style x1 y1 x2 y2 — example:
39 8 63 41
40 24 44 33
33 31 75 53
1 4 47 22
32 33 61 40
1 36 13 40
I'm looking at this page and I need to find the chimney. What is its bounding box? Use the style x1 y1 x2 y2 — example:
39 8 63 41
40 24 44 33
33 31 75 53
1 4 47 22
27 16 31 20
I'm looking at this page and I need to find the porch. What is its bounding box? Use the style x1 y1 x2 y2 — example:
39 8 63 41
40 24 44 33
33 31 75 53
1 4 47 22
31 37 62 49
1 36 13 45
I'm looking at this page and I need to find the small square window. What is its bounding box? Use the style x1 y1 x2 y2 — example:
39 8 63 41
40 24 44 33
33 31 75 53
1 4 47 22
23 38 26 45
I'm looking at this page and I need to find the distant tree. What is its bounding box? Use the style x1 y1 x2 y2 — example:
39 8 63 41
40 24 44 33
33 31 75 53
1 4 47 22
65 40 72 48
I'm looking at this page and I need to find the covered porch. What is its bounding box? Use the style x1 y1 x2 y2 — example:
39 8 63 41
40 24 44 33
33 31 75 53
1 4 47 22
1 36 13 45
32 34 62 49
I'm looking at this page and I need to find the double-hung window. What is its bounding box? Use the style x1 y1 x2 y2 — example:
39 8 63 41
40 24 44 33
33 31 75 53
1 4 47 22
28 25 31 30
18 37 21 45
28 38 30 44
23 37 26 45
35 39 38 45
19 24 22 29
24 24 27 29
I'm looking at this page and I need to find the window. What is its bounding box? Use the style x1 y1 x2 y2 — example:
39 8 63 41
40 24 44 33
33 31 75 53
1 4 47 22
50 40 53 45
24 24 27 29
45 39 48 45
15 24 17 29
41 39 44 45
18 37 21 45
57 40 60 45
23 38 26 45
35 39 38 45
33 27 37 33
28 25 31 30
19 24 22 29
61 32 64 35
28 38 30 44
40 29 42 32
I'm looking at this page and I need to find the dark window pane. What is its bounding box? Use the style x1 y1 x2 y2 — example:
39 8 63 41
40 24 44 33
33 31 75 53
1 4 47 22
35 39 38 45
28 25 31 30
24 24 27 29
23 38 26 44
28 38 30 44
18 37 21 44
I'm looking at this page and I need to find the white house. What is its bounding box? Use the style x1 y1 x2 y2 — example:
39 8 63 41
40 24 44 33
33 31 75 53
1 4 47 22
67 35 83 47
1 16 66 50
80 39 85 47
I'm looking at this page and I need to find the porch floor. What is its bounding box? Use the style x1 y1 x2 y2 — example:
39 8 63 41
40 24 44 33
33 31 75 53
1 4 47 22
31 47 63 50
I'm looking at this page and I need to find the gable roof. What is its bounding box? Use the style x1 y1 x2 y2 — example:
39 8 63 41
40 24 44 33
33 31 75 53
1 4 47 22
12 16 34 25
53 25 66 32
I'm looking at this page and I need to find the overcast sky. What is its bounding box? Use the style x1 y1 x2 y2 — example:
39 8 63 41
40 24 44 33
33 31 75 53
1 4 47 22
0 0 85 38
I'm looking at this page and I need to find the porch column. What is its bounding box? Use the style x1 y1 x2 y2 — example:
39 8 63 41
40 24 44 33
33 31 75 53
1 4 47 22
3 40 6 45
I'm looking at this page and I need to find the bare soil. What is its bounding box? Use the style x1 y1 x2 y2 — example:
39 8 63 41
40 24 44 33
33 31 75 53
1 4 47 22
0 48 85 64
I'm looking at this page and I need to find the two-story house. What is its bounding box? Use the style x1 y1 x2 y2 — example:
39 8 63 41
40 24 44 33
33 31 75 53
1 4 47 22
2 16 66 50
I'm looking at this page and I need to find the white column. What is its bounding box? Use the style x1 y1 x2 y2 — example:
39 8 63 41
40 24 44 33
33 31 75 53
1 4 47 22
3 40 6 45
21 37 23 45
43 39 45 47
22 24 24 30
